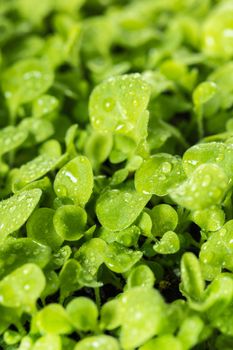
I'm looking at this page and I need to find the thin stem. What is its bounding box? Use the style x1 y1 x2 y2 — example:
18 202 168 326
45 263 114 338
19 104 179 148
94 287 101 311
196 106 204 139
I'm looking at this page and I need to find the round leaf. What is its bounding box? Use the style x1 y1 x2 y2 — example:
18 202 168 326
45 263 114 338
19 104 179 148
74 335 120 350
75 238 107 276
89 74 151 138
135 154 186 196
33 335 61 350
0 238 51 278
53 205 87 241
13 154 61 190
36 304 72 335
139 335 183 350
66 297 98 331
126 265 155 289
182 142 233 180
170 164 229 210
190 206 225 232
0 263 45 309
104 242 142 273
96 181 150 231
0 189 42 241
27 208 64 250
150 204 178 237
54 156 93 207
0 126 27 157
153 231 180 255
119 287 166 349
180 252 205 301
2 58 54 114
100 299 121 331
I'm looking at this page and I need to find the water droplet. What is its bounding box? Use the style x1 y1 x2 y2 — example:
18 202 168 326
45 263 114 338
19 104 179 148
187 159 199 166
219 228 226 237
142 190 150 195
65 171 78 184
24 284 30 291
161 162 172 174
158 174 166 181
9 205 16 213
202 175 211 187
115 124 124 131
216 154 224 162
103 98 115 112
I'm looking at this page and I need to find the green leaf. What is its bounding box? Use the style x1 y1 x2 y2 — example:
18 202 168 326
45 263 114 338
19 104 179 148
0 126 27 157
139 335 183 350
0 189 42 241
0 238 51 278
199 220 233 280
153 231 180 255
18 336 34 350
89 74 151 141
59 259 82 301
111 134 137 163
119 287 166 349
190 206 225 232
3 330 21 345
96 181 151 231
54 156 93 207
100 299 121 331
126 265 155 289
178 316 204 350
2 58 54 116
213 303 233 336
74 335 120 350
55 0 85 13
36 304 72 335
32 94 59 118
12 154 61 191
32 335 62 350
75 238 107 276
150 204 178 237
192 81 219 137
27 208 64 250
0 263 45 310
193 81 219 112
85 131 113 167
135 154 186 196
170 164 229 210
19 118 54 146
49 245 72 270
41 270 59 300
18 0 54 24
53 205 87 241
39 140 62 158
182 142 233 180
202 2 233 59
180 252 205 301
190 274 233 320
66 297 98 331
136 211 152 238
99 225 140 247
65 124 78 155
110 168 129 186
209 62 233 109
104 242 142 273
